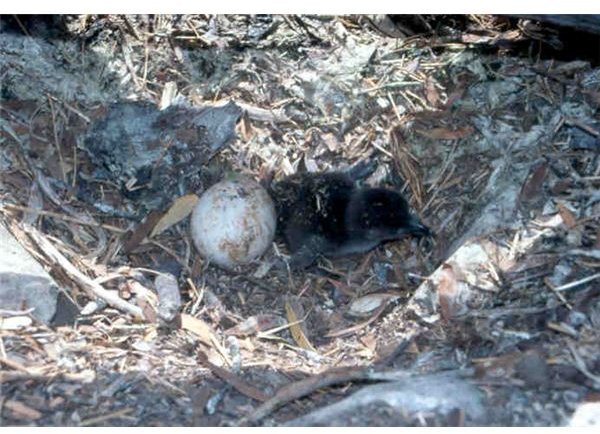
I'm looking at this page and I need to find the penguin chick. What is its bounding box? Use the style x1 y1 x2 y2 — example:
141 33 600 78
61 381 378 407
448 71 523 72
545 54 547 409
270 172 432 268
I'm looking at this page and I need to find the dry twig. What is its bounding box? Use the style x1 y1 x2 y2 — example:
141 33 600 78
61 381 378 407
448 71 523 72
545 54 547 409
24 225 144 319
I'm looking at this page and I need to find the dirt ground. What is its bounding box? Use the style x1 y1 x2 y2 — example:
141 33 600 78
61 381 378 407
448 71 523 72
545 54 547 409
1 15 599 426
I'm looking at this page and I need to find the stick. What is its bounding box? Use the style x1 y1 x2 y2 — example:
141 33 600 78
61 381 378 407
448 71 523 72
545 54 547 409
24 225 144 319
246 366 373 423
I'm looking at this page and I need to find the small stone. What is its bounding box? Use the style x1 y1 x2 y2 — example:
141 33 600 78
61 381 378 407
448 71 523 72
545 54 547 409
154 273 181 322
566 311 587 329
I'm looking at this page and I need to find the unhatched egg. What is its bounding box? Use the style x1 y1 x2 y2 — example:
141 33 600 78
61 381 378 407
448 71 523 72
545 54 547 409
190 175 276 269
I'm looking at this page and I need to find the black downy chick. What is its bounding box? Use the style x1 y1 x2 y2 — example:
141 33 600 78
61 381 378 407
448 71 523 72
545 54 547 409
270 171 432 268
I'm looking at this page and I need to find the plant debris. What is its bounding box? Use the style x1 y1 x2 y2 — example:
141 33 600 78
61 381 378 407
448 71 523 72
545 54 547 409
1 14 599 427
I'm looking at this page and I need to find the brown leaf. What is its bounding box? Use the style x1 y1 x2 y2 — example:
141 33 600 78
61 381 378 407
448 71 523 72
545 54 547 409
4 400 42 420
424 76 441 107
558 203 577 229
438 263 459 321
416 126 474 140
284 298 316 353
122 209 163 253
519 163 548 203
150 194 199 237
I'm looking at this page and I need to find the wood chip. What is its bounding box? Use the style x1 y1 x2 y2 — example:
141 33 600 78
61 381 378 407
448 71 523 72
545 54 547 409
4 400 43 420
416 126 474 140
180 313 218 347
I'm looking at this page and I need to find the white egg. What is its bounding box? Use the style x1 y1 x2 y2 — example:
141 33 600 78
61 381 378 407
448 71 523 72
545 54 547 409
190 175 276 269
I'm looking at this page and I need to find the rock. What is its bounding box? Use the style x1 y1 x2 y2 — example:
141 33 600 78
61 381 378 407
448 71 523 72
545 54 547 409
82 100 243 210
154 273 181 322
0 223 59 324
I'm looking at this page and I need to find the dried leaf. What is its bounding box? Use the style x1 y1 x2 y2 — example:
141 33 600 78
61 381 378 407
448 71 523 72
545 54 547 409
4 400 42 420
519 163 548 203
416 126 474 140
150 194 199 237
438 263 460 321
180 313 217 347
359 333 378 354
321 132 340 152
284 299 316 353
558 203 577 229
424 76 441 107
122 209 163 253
238 112 254 142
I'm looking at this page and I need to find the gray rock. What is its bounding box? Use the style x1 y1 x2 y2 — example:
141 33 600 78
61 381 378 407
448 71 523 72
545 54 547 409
154 272 181 322
0 223 59 323
286 370 486 426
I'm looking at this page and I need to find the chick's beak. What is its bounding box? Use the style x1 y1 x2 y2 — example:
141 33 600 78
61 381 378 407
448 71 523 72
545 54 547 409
404 217 434 238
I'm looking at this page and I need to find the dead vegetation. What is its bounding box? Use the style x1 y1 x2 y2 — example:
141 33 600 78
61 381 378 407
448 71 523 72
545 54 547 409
1 15 599 426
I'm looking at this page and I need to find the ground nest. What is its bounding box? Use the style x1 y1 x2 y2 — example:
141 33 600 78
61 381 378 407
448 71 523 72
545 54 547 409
1 15 599 426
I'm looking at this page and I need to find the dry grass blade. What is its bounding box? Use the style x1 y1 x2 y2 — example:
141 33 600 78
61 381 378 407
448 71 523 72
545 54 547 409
284 299 316 353
80 408 135 426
